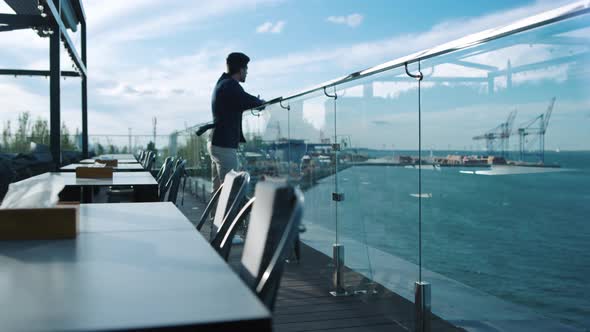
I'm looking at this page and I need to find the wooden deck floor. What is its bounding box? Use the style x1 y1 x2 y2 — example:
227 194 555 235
177 191 464 332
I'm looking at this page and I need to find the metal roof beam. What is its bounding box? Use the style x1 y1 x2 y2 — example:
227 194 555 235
0 13 49 26
0 25 29 32
44 0 87 77
0 69 79 77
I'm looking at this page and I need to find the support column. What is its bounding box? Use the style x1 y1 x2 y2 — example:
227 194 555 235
81 21 88 158
49 30 61 168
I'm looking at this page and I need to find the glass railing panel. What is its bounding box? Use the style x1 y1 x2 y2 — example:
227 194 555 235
241 103 291 182
88 134 169 166
420 13 590 330
0 76 56 177
281 91 338 273
173 132 209 175
333 66 421 325
61 76 83 163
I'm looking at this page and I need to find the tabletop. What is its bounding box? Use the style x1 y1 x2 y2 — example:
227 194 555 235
60 163 145 172
32 172 158 187
97 154 136 159
0 202 271 331
80 158 139 164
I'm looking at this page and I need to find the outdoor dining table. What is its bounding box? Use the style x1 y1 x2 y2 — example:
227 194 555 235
96 154 137 159
0 202 272 331
79 158 139 164
60 163 145 172
29 172 158 203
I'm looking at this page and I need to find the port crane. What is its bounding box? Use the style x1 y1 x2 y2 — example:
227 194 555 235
472 109 517 157
517 97 556 163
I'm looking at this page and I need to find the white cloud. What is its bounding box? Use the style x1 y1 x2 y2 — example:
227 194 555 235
327 13 364 28
256 22 273 33
256 20 286 34
0 0 584 139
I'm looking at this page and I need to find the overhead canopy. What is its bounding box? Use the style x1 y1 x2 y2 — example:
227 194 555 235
4 0 83 31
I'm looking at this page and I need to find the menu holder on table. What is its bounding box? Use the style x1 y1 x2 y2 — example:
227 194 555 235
95 159 118 167
0 203 79 240
76 166 114 179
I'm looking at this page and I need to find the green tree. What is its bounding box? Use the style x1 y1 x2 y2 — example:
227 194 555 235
96 143 105 155
73 128 81 150
31 117 49 145
60 123 75 150
108 144 118 154
146 141 156 152
176 134 210 176
14 112 31 152
1 120 11 152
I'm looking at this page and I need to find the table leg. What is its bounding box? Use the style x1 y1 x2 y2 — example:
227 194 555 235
134 185 158 202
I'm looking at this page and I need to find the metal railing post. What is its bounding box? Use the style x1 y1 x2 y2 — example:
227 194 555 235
324 86 349 297
415 281 431 332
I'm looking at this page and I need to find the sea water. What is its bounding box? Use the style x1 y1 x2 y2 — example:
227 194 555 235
303 151 590 329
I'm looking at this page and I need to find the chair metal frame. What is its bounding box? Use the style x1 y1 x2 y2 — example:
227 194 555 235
209 172 250 249
163 159 186 205
236 183 304 311
195 183 224 231
156 157 174 199
216 196 255 260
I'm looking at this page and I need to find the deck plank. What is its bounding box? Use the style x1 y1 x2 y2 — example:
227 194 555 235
177 188 464 332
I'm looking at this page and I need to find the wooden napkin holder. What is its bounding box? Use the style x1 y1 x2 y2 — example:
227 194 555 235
76 167 113 179
0 204 79 240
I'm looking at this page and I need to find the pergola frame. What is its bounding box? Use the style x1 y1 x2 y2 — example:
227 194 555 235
0 0 88 166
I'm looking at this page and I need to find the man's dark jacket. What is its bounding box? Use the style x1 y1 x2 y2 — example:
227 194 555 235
210 73 263 149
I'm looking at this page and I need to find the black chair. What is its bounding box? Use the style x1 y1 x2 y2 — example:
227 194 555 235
162 160 186 205
226 180 303 311
208 171 250 251
195 170 250 232
140 151 151 168
156 157 174 198
159 157 182 201
137 150 145 165
155 157 172 182
144 151 156 171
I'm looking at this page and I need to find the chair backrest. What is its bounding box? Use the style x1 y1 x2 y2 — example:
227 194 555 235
209 171 250 243
238 180 303 311
163 160 186 205
155 156 172 182
157 157 174 198
159 157 183 201
173 157 183 169
138 150 145 164
145 152 156 171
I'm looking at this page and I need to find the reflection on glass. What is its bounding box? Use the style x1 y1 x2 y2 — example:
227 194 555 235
419 14 590 330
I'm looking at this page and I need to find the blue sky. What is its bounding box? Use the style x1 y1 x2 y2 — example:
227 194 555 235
0 0 588 149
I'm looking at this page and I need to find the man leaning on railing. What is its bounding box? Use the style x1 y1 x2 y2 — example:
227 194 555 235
204 52 265 191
